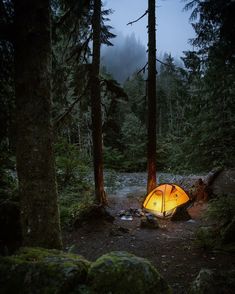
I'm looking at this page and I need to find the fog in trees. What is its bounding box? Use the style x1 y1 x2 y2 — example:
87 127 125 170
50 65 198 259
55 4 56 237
101 32 147 83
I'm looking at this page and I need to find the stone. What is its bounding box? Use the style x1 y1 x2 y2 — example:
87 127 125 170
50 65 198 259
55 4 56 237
190 268 235 294
109 226 130 236
141 214 159 229
209 169 235 197
0 247 90 294
88 251 171 294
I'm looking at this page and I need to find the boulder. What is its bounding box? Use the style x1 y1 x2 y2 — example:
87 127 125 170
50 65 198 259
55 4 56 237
208 169 235 197
88 251 171 294
140 213 159 229
0 247 90 294
190 268 235 294
0 248 173 294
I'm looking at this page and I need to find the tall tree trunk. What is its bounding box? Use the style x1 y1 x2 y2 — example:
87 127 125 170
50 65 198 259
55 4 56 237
147 0 157 194
91 0 107 205
14 0 62 249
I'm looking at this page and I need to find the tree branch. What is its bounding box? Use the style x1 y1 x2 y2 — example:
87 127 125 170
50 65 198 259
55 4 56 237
53 82 90 128
137 58 182 76
137 62 148 75
127 10 148 26
156 58 168 66
55 8 72 26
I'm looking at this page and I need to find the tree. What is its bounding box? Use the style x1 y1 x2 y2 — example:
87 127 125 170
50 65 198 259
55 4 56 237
182 0 235 170
147 0 157 193
14 0 62 248
90 0 107 205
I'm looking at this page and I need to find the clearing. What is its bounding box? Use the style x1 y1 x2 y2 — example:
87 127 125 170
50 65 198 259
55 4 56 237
63 173 235 293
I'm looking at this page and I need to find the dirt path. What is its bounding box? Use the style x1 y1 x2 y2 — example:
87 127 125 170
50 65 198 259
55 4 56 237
63 186 234 293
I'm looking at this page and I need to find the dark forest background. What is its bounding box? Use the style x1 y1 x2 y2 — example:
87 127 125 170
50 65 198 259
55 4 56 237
0 0 235 229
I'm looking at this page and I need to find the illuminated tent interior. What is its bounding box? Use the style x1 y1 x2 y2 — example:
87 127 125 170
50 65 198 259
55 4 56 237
143 184 190 218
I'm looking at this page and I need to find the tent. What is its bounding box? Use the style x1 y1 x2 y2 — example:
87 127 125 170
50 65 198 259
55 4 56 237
143 184 190 218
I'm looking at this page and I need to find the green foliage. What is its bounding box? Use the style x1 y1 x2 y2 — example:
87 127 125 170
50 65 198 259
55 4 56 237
64 198 95 227
205 195 235 225
59 182 94 227
196 195 235 250
196 226 217 250
103 147 125 170
180 0 235 172
55 139 90 186
54 138 95 227
104 169 120 193
120 113 147 171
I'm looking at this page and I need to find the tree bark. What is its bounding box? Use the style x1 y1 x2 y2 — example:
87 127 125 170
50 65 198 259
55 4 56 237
14 0 62 249
147 0 157 194
91 0 107 205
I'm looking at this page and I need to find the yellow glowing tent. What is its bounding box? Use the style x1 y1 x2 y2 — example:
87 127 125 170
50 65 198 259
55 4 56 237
143 184 190 218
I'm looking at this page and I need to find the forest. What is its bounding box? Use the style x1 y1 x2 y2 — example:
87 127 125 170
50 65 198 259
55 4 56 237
0 0 235 293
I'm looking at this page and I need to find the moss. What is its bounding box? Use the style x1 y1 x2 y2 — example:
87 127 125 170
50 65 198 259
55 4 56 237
190 269 235 294
0 247 90 294
0 248 172 294
88 251 171 294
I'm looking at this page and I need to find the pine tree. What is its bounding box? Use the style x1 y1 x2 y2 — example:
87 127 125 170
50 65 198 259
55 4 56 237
15 0 62 249
91 0 107 205
147 0 157 193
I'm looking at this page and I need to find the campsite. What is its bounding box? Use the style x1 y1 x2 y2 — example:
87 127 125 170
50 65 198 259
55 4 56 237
61 171 235 293
0 0 235 293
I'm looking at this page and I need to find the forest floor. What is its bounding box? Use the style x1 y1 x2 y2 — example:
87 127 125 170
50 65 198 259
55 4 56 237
63 173 235 293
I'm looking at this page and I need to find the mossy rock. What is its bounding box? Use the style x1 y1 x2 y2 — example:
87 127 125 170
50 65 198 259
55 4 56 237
88 251 171 294
0 247 90 294
190 268 235 294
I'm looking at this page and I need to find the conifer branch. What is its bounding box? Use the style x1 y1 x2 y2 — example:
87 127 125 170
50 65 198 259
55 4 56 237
127 10 148 26
137 62 148 75
54 82 90 128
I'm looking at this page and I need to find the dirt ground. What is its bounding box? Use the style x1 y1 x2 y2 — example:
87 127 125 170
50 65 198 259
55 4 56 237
63 194 235 293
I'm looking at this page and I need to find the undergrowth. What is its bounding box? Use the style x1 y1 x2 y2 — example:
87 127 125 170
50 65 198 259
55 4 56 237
196 194 235 250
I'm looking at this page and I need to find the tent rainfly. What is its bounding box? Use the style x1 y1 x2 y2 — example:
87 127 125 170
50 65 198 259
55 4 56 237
143 184 190 218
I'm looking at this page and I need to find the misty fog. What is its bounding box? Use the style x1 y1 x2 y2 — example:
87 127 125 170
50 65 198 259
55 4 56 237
101 32 147 83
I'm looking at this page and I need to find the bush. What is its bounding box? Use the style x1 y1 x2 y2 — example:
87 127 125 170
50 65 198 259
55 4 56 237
55 139 91 187
54 139 96 228
196 194 235 250
59 183 94 228
103 147 126 170
205 194 235 225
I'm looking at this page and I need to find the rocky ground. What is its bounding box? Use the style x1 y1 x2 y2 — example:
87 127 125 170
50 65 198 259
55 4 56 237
63 172 235 293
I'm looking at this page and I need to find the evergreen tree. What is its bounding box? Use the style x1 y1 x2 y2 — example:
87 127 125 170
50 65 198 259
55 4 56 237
14 0 62 248
91 0 106 205
147 0 157 193
182 0 235 170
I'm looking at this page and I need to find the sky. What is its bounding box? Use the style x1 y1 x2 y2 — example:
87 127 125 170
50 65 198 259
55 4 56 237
103 0 195 58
